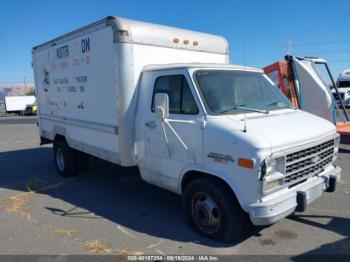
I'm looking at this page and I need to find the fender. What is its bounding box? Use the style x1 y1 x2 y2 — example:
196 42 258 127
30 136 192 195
179 163 249 212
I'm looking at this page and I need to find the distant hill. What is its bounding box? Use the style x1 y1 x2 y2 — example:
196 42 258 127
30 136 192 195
0 83 35 101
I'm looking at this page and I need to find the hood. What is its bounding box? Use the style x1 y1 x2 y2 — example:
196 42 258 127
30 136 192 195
211 109 336 152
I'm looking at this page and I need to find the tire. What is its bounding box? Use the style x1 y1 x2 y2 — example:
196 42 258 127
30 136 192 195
53 140 78 177
183 178 244 243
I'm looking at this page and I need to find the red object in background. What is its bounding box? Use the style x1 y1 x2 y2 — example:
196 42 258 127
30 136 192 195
263 61 299 108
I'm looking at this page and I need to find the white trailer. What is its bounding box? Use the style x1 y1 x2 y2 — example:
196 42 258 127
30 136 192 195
32 17 341 242
4 96 36 113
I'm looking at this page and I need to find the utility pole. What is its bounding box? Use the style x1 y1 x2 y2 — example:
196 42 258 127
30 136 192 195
285 40 292 56
24 77 27 95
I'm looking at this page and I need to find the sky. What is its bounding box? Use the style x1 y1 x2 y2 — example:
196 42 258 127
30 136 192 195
0 0 349 84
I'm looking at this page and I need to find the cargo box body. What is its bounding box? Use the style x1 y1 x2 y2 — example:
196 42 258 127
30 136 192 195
32 16 229 166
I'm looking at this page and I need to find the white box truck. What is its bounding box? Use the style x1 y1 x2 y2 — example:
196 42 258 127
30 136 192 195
4 95 36 114
32 16 341 242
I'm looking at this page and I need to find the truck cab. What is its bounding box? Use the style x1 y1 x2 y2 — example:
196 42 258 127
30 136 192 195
135 63 340 241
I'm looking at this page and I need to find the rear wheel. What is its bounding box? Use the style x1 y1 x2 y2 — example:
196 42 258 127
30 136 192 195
183 178 244 243
53 140 78 177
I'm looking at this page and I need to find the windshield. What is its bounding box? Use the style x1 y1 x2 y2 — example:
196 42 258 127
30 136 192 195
194 70 294 115
338 80 350 88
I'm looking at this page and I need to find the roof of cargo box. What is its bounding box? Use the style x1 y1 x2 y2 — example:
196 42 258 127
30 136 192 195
32 16 229 55
143 63 262 72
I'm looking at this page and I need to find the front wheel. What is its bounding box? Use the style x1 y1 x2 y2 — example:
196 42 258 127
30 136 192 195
183 178 244 243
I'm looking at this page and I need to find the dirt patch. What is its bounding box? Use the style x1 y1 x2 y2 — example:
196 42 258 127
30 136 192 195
5 192 36 223
54 228 77 238
3 192 78 239
85 240 113 254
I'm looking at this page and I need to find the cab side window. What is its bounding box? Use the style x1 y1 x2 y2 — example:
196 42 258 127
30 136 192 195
152 75 199 114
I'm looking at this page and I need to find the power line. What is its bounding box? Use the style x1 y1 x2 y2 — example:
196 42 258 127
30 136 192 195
24 77 27 95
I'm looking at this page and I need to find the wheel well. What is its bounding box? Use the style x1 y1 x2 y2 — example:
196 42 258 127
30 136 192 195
54 134 66 142
181 171 235 197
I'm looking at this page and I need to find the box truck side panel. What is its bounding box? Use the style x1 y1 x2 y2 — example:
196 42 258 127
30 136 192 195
34 26 117 126
33 26 121 163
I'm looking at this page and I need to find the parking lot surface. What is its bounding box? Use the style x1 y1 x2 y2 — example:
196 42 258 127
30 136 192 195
0 116 349 256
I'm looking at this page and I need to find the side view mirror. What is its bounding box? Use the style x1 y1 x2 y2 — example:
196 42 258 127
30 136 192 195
154 93 169 121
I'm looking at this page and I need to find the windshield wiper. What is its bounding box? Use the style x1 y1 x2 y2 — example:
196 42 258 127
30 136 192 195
265 101 296 109
220 105 269 114
265 102 280 107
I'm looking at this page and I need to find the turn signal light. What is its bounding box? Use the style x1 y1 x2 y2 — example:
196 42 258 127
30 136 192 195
238 158 254 169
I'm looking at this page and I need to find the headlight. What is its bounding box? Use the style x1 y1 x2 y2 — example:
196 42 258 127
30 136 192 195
265 156 285 175
266 158 277 173
262 156 286 192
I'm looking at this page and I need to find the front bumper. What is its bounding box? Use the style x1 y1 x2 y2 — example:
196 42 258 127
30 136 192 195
248 165 341 226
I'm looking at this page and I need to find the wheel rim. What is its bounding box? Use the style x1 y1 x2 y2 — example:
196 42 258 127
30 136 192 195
56 148 65 171
191 192 221 234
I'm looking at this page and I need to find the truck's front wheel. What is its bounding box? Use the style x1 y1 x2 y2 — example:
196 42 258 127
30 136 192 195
183 178 244 243
53 140 78 177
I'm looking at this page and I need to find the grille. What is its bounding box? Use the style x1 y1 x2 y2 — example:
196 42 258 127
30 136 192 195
284 140 334 185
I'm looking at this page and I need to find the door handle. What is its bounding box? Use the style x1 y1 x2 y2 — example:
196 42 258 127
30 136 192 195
145 121 157 129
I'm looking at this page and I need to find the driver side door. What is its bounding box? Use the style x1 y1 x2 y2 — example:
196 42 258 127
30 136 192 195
141 70 204 192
